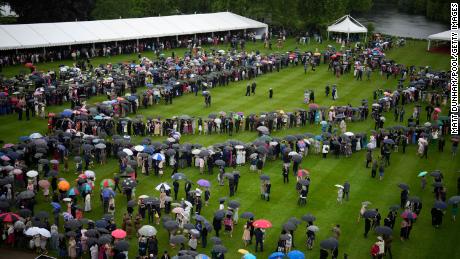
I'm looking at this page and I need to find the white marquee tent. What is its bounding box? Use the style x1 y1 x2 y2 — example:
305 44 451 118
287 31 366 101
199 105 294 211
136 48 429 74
0 12 268 50
427 30 457 50
327 15 368 41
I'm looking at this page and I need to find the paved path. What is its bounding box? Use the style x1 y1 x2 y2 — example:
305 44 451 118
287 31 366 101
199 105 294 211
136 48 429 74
0 249 37 259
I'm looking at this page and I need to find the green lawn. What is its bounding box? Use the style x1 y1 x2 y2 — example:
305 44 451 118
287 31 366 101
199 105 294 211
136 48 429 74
0 39 458 259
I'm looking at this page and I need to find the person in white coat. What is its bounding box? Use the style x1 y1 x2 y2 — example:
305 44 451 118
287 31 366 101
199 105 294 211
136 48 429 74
84 193 91 212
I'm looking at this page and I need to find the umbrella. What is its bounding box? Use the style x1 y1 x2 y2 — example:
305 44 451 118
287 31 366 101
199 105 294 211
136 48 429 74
13 221 25 230
64 219 82 229
212 245 227 253
401 211 417 219
363 210 378 218
155 183 171 191
283 222 297 231
98 235 112 244
121 178 136 189
269 252 286 259
58 180 70 191
287 250 305 259
215 160 225 166
418 171 428 177
122 148 133 156
114 240 130 251
320 237 339 249
38 180 50 189
279 234 290 241
307 225 320 232
100 179 115 189
210 236 221 244
18 208 32 218
67 187 80 196
375 226 393 236
301 214 316 222
253 219 272 228
84 170 96 178
257 126 269 132
0 212 21 223
446 195 460 205
197 179 210 187
228 200 240 208
430 171 441 177
298 179 310 186
138 225 157 237
240 212 254 219
398 183 410 190
389 205 400 211
18 190 35 200
432 182 443 188
172 207 185 214
383 139 395 145
26 170 38 178
297 169 309 177
433 201 447 210
214 210 226 220
260 175 270 181
25 227 41 236
95 220 108 228
171 173 187 181
152 153 165 161
409 196 421 203
163 220 179 230
170 235 186 244
362 201 372 206
334 184 344 189
111 229 127 239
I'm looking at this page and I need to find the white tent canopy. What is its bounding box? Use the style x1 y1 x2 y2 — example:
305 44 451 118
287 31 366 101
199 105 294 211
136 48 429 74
427 30 457 50
0 12 268 50
327 15 368 40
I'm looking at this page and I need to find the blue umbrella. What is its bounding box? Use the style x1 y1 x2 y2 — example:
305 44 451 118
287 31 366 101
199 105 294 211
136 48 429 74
127 95 137 101
143 147 154 155
19 136 30 142
244 254 256 259
61 109 73 117
269 252 285 259
94 115 103 120
101 188 115 199
95 219 108 228
57 144 66 151
152 153 165 161
287 250 305 259
51 202 61 210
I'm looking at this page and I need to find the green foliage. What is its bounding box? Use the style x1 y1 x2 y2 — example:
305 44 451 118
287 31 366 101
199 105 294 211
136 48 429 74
367 22 375 34
398 0 449 24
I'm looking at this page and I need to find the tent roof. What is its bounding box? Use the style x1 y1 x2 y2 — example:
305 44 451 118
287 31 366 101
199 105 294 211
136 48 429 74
0 12 267 50
427 30 456 41
327 15 367 34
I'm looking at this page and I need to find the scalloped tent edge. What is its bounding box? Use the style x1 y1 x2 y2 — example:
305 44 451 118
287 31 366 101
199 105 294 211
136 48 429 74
327 15 368 41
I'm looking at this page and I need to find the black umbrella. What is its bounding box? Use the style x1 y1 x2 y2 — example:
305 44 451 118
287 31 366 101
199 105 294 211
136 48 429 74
389 205 400 211
35 211 49 219
363 210 378 218
163 220 179 230
320 237 339 249
114 240 130 251
409 196 421 203
223 173 234 179
172 173 187 180
448 196 460 204
398 183 409 190
127 200 136 207
256 146 268 154
102 214 114 221
383 139 395 145
166 149 176 156
183 223 196 230
299 179 310 186
430 171 441 177
96 228 110 234
292 155 302 163
198 150 210 157
214 210 226 220
259 175 270 181
64 219 82 229
433 200 447 210
84 229 100 238
18 208 32 217
283 222 297 231
95 219 108 228
212 245 227 253
284 135 296 142
98 235 112 245
17 190 35 200
375 226 393 236
66 231 77 238
210 236 221 244
215 160 225 166
302 214 316 222
288 217 302 225
228 200 240 208
240 212 254 219
279 234 290 241
170 235 186 244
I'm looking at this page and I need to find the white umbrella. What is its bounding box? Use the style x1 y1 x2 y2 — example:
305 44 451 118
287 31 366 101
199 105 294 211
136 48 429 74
29 133 43 139
38 228 51 238
84 170 95 178
269 142 278 146
344 132 354 137
235 145 244 149
138 195 149 199
334 184 344 189
288 151 298 156
307 225 319 232
25 227 40 236
138 225 157 237
192 149 201 155
122 148 133 156
167 137 176 143
134 145 144 152
183 200 193 208
214 118 222 124
26 170 38 178
152 153 165 161
155 183 171 191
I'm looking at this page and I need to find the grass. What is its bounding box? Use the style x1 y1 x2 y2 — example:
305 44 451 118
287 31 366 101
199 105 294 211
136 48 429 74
0 38 459 259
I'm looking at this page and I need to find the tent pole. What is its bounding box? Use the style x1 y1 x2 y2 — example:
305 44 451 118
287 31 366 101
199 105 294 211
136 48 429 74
427 40 431 51
347 32 349 41
365 33 367 43
43 47 46 56
327 31 329 40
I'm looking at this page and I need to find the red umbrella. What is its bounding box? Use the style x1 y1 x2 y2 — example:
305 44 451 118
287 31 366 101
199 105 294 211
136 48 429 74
297 169 310 177
252 219 272 229
308 103 319 109
111 229 127 239
24 63 34 68
401 211 417 219
0 212 21 223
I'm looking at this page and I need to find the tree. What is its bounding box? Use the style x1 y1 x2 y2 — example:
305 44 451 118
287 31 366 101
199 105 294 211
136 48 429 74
5 0 94 23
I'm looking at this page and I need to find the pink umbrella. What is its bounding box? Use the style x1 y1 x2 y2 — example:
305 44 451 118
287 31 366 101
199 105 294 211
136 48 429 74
401 211 417 219
38 180 50 189
2 144 14 148
12 169 23 175
434 107 441 113
111 229 127 239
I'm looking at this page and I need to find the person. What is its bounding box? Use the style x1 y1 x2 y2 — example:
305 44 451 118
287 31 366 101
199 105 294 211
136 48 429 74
358 204 367 223
337 187 343 204
401 189 409 208
371 160 377 178
245 84 251 96
384 235 393 259
420 175 427 190
325 85 330 97
173 180 179 200
332 224 340 239
223 214 233 237
160 250 171 259
322 143 329 158
366 149 372 168
376 236 385 259
254 227 264 252
400 219 408 241
265 180 271 201
68 237 77 259
269 88 273 99
306 228 315 250
242 223 251 247
364 217 371 238
320 248 329 259
282 165 289 183
251 81 256 95
343 181 350 201
370 241 379 259
188 235 197 251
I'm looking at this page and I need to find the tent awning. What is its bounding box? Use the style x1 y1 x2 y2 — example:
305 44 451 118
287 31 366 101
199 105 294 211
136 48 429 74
327 15 367 34
0 12 268 50
427 30 456 41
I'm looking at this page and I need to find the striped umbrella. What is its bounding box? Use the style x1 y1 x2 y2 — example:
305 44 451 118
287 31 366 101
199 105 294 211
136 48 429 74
100 179 115 189
0 212 21 223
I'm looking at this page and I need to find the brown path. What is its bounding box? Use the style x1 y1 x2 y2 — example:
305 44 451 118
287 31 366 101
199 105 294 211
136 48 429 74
0 248 36 259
